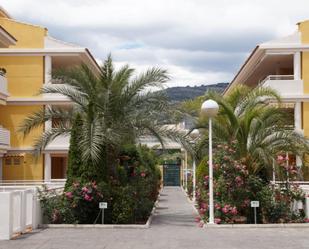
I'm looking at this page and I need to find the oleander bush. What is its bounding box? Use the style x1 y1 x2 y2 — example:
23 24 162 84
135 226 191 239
39 145 161 224
196 141 306 224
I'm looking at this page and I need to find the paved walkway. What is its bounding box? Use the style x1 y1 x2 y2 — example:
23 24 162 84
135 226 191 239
1 187 309 249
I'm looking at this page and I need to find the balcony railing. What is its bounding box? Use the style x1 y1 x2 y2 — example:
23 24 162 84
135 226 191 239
259 75 303 96
0 74 8 100
0 126 10 148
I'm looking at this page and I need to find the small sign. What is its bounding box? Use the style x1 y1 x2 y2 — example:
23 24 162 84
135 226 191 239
99 202 108 209
250 201 259 208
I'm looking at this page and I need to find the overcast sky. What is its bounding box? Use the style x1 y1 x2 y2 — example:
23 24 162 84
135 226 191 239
2 0 309 87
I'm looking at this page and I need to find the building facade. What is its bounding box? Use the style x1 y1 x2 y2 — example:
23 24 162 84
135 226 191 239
0 7 100 181
225 20 309 179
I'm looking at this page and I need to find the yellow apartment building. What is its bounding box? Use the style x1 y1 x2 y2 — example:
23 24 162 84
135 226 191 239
225 20 309 179
0 6 100 181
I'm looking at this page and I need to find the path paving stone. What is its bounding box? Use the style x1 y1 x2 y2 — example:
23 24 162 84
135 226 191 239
1 187 309 249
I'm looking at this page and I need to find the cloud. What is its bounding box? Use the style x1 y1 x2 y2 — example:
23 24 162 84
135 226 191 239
1 0 309 86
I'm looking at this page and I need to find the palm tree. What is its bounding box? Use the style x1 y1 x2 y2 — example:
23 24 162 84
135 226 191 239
19 55 173 174
186 85 309 177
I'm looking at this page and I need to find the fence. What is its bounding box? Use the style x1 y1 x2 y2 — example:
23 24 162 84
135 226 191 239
0 188 42 240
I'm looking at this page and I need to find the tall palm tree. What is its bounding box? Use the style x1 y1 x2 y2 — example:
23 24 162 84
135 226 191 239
185 85 309 176
19 55 172 169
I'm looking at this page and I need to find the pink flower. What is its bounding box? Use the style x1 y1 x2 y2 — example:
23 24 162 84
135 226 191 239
304 218 309 223
82 186 89 193
277 155 284 161
204 175 209 181
84 194 93 202
235 176 243 186
215 203 221 210
195 216 201 222
222 206 229 214
201 202 208 209
199 208 206 215
65 191 73 199
141 172 146 177
230 207 238 215
214 218 221 224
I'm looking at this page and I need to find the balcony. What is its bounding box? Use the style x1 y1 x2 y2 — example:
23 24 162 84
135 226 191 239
0 126 10 150
0 73 8 103
45 134 70 152
260 75 303 97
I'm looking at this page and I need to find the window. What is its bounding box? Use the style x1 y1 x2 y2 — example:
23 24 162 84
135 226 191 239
5 158 11 165
4 156 23 166
13 157 21 165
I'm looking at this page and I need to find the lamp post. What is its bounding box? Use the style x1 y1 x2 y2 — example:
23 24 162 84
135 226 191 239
201 99 219 225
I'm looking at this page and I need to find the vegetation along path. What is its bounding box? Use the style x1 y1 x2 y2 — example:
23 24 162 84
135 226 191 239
1 187 309 249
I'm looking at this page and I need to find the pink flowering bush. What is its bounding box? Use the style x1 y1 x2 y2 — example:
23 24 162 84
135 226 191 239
40 181 104 224
40 145 161 224
196 141 306 224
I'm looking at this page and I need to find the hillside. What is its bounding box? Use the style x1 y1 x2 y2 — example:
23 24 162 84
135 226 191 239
164 83 229 102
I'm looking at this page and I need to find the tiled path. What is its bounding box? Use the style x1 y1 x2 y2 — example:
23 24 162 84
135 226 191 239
1 187 309 249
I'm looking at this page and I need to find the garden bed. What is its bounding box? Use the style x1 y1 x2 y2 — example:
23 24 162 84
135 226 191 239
39 194 160 229
203 223 309 228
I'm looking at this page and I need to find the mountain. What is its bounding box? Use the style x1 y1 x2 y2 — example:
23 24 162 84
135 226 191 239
164 83 229 102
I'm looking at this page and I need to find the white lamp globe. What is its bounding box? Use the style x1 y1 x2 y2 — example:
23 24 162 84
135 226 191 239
190 129 199 139
201 99 219 117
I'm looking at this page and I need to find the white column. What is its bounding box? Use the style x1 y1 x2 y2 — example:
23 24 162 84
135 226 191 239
294 102 303 168
44 55 52 84
44 153 51 182
294 102 302 132
272 159 276 183
44 55 52 135
294 52 301 80
208 118 214 224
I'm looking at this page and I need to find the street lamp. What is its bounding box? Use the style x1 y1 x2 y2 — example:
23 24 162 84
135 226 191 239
201 99 219 225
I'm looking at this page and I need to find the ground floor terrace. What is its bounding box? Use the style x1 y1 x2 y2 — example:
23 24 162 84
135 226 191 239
1 187 309 249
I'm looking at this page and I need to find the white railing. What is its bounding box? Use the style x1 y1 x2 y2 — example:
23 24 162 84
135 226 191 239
259 75 303 96
0 74 8 97
0 126 10 148
259 75 294 86
0 188 43 240
45 134 70 151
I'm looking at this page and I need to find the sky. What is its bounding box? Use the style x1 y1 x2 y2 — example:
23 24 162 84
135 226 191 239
2 0 309 87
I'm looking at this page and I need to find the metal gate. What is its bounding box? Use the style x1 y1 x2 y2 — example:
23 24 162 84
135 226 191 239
163 164 180 186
